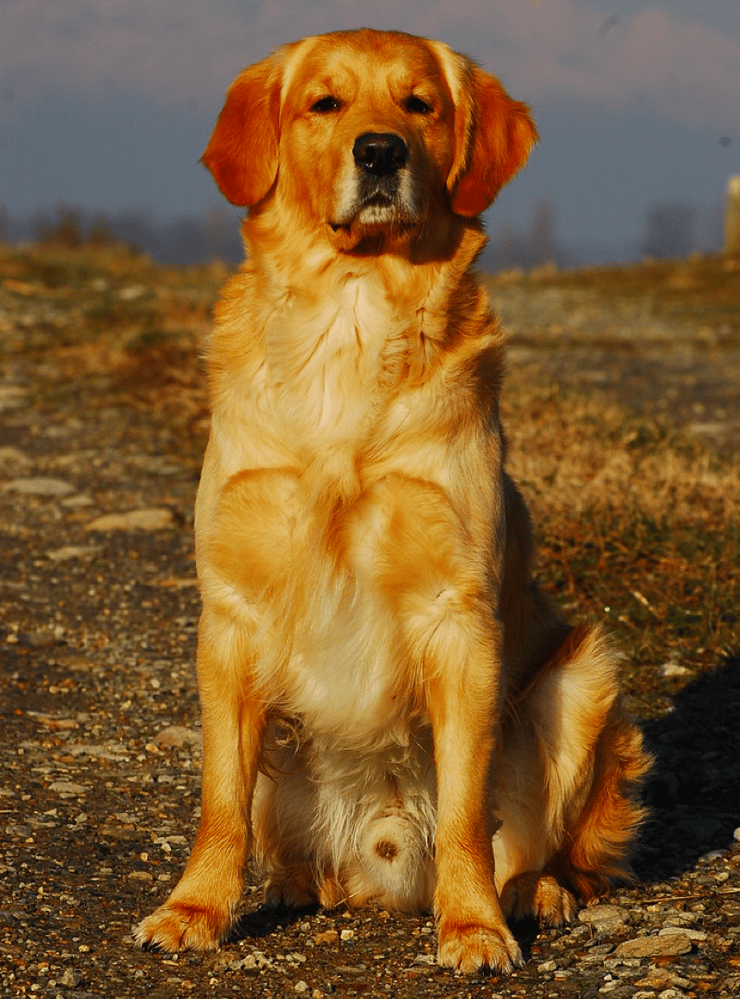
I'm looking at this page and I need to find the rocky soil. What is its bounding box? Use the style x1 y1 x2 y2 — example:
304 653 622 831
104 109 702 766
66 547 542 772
1 243 739 998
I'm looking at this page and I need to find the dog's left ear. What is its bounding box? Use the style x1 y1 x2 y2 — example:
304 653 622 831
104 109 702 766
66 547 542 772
447 62 538 217
201 49 286 207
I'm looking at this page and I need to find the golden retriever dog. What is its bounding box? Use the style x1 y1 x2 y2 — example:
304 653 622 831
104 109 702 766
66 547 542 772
135 28 650 973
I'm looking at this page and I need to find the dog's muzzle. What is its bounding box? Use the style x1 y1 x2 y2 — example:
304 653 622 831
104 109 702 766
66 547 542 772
329 130 419 235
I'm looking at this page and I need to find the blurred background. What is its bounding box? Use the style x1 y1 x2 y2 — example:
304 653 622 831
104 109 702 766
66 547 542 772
1 0 739 268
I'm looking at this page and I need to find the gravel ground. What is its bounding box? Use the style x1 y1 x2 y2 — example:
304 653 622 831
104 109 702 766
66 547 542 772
1 246 739 998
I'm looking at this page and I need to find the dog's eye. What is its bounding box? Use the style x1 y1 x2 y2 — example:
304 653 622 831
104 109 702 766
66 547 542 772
405 95 433 115
311 96 341 113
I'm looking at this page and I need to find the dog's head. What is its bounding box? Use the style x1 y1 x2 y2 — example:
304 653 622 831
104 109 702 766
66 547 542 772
202 29 536 249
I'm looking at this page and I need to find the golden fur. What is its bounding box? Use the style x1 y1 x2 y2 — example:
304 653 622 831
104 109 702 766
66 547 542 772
135 28 650 973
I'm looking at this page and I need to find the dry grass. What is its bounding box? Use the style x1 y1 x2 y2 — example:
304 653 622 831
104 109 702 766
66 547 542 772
503 370 739 714
521 254 740 344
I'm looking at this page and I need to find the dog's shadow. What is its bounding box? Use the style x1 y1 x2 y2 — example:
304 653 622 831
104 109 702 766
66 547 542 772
632 649 740 882
232 904 313 943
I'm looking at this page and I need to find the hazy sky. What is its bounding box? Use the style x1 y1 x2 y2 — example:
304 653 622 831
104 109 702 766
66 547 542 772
2 0 739 257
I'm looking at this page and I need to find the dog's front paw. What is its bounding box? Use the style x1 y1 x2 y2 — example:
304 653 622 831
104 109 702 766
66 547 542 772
437 919 523 974
135 900 231 954
500 872 577 927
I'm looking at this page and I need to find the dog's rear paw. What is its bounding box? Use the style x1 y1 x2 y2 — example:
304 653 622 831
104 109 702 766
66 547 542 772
134 901 230 953
263 865 319 910
500 872 577 927
437 919 523 973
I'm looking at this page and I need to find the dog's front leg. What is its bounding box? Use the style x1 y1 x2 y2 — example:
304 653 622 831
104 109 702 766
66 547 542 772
135 609 265 953
426 615 523 974
360 473 521 972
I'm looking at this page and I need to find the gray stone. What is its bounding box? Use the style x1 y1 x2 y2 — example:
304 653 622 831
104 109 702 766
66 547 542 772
615 933 693 959
3 476 75 496
48 781 89 797
152 725 203 749
579 905 631 931
85 507 176 531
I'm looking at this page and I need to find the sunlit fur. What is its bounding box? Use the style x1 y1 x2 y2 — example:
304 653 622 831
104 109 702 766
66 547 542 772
135 29 651 974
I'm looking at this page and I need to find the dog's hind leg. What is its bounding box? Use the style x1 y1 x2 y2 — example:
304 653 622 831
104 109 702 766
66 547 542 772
250 722 325 910
493 623 651 924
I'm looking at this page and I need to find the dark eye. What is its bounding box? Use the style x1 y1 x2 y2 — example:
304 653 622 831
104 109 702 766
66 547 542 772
311 96 341 113
405 95 433 115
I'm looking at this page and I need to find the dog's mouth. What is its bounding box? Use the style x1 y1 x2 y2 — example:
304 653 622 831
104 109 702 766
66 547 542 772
329 194 415 233
359 190 396 214
328 187 421 242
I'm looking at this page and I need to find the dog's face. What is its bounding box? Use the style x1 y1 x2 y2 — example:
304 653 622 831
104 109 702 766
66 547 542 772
202 30 537 250
280 35 457 241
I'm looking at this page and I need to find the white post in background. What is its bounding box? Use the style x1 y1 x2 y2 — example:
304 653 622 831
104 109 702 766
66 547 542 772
725 175 740 257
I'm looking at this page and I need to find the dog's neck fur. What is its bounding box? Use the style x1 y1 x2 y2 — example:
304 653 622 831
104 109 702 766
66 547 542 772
242 206 490 371
207 212 497 499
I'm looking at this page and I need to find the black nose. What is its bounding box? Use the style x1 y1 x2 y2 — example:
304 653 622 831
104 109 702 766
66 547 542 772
353 133 407 176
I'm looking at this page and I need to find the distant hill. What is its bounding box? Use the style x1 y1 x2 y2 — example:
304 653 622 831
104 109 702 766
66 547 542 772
0 197 725 270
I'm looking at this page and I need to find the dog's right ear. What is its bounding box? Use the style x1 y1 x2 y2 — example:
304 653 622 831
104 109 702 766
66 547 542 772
201 52 284 207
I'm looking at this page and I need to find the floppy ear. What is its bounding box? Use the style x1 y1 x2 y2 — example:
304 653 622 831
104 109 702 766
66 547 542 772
201 52 284 207
448 64 538 217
